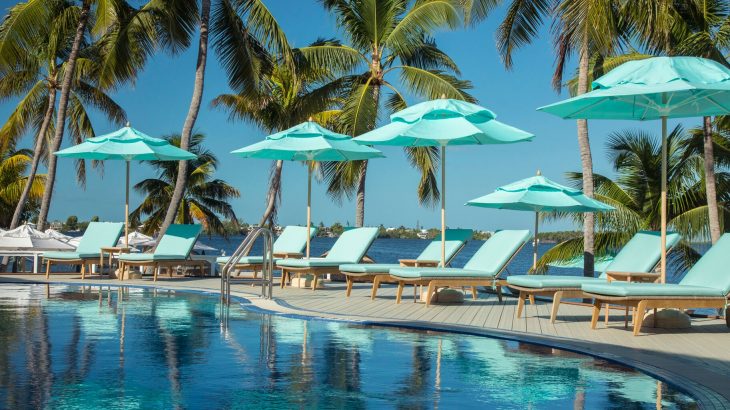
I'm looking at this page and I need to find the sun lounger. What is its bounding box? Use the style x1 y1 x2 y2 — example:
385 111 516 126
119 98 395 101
507 231 681 323
42 222 124 279
277 227 379 290
118 224 203 281
389 230 531 307
338 229 473 298
216 226 316 278
582 233 730 336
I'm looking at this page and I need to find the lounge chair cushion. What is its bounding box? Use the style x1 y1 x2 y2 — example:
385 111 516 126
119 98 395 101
153 224 202 258
678 233 730 295
414 229 473 263
75 222 125 255
272 226 317 254
43 251 99 260
119 253 188 262
216 256 266 265
582 282 726 297
390 267 496 279
507 275 603 289
278 258 353 268
340 263 401 274
324 227 379 263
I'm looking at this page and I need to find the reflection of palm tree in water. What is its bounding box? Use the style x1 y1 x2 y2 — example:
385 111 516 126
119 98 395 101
25 302 53 407
396 338 432 409
321 328 364 409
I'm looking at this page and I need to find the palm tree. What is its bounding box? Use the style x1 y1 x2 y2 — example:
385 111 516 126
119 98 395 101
622 0 730 244
157 0 291 240
539 125 730 274
466 0 623 277
0 0 126 230
212 55 343 227
130 133 240 236
302 0 475 226
0 147 46 228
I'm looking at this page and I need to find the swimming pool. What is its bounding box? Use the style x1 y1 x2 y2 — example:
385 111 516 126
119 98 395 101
0 284 696 409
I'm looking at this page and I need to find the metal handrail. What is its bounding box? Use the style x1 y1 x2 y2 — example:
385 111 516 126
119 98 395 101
221 227 274 307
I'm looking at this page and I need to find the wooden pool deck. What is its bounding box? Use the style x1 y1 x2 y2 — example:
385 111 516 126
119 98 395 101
2 273 729 408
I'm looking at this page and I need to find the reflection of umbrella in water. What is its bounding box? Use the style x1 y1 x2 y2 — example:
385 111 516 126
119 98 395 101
154 298 192 332
325 322 374 353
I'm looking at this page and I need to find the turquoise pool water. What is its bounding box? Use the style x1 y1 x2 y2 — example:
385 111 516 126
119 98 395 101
0 284 696 409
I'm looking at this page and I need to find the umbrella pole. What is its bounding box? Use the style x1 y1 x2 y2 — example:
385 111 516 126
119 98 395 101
306 162 312 259
533 212 539 271
440 146 446 267
660 115 667 283
125 160 130 248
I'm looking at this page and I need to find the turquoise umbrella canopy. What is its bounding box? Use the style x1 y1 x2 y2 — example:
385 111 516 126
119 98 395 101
54 125 196 248
353 98 534 266
231 120 384 257
537 56 730 282
466 173 613 269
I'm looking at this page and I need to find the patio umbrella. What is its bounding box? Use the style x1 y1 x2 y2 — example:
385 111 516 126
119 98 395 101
465 171 613 270
353 98 534 267
538 56 730 282
54 124 197 248
231 119 384 257
0 224 74 251
118 230 154 247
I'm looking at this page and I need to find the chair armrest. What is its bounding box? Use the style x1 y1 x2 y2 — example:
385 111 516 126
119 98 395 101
274 252 303 259
605 271 660 282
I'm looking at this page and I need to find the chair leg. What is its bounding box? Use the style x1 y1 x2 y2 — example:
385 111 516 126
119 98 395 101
634 301 648 336
311 274 318 291
153 264 158 282
470 287 478 300
590 301 603 329
604 303 610 324
516 291 526 318
425 282 436 307
550 291 563 324
396 281 405 304
495 284 503 303
45 260 51 279
280 270 287 288
371 276 380 300
528 294 535 305
345 276 353 297
81 263 86 280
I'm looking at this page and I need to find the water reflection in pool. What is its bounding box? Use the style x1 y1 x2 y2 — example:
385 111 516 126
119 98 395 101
0 284 697 409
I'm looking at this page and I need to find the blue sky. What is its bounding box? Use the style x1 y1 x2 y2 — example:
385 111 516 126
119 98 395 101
2 0 694 231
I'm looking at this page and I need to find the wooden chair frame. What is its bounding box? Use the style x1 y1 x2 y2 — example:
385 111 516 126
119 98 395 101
279 254 374 291
44 257 101 280
119 257 207 281
390 242 526 307
584 292 729 336
342 259 442 299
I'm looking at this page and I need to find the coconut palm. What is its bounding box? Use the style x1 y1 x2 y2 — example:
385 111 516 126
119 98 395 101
301 0 475 227
539 125 730 275
212 53 343 227
0 0 127 230
157 0 290 240
0 147 45 228
130 133 240 236
621 0 730 244
464 0 623 277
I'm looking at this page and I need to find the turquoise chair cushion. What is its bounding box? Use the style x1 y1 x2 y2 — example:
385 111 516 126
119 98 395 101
463 230 531 272
273 226 317 254
340 263 400 274
679 233 730 295
600 231 681 278
324 227 379 263
582 282 726 297
42 251 97 260
75 222 125 255
216 256 266 265
119 253 188 262
415 229 473 263
507 275 604 288
390 267 496 279
277 258 353 268
154 224 202 258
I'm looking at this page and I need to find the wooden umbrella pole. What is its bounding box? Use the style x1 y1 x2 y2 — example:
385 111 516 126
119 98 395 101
125 160 130 248
533 211 539 271
306 162 312 259
660 115 668 283
440 146 446 267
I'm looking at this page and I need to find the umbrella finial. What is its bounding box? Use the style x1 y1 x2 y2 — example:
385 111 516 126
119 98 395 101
536 169 542 176
125 121 131 127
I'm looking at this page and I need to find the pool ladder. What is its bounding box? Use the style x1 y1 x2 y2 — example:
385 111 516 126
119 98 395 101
221 227 274 306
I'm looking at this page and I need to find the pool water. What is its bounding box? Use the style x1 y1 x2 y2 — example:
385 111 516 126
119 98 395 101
0 284 696 409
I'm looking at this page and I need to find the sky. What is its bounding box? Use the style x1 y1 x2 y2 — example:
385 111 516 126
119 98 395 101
1 0 696 232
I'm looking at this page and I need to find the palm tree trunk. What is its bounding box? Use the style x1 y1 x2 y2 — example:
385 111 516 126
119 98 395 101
36 0 90 231
157 0 210 241
355 161 367 227
10 87 56 229
703 116 721 244
259 160 283 227
577 36 595 278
